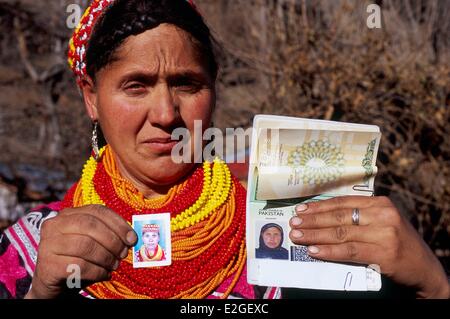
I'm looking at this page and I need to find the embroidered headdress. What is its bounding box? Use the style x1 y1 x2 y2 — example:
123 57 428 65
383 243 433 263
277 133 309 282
67 0 197 87
142 224 160 234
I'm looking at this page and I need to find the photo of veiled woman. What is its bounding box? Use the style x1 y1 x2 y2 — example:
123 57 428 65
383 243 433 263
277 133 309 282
255 222 289 260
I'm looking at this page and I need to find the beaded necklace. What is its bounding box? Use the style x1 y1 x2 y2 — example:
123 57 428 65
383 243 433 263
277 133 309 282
62 145 247 299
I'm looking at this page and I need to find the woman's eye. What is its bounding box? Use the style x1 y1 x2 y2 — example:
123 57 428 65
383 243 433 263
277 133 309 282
124 83 146 94
174 80 202 93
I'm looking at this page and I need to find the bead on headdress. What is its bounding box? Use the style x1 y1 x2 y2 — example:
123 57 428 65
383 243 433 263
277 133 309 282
142 224 160 233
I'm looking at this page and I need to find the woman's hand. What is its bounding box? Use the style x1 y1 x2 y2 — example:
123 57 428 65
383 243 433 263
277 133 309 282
25 205 137 299
289 196 450 298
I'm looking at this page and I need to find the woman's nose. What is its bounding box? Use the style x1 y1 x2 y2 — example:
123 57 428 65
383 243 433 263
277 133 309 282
147 83 179 128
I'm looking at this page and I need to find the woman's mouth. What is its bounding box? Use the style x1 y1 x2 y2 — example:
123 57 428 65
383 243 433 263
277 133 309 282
143 137 179 153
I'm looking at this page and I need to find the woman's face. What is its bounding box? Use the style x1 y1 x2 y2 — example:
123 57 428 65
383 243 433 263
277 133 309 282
142 231 159 250
262 227 283 249
83 23 215 195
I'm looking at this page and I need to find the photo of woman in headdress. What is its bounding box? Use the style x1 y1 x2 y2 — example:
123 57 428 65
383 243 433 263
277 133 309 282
256 223 289 260
135 224 166 262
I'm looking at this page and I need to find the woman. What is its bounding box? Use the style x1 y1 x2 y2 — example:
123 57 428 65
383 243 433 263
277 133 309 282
135 224 166 262
256 223 289 260
0 0 448 299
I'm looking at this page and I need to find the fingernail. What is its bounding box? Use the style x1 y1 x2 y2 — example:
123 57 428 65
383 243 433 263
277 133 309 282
295 204 308 213
126 231 137 245
113 260 120 270
291 230 304 239
308 246 320 254
291 217 303 226
120 247 129 259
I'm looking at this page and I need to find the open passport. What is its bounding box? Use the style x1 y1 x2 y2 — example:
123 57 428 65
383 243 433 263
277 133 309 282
246 115 382 291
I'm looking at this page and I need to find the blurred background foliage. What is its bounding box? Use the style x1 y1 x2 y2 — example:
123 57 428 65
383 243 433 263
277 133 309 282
0 0 449 272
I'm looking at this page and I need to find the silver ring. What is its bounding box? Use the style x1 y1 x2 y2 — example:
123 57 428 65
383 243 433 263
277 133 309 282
352 208 360 226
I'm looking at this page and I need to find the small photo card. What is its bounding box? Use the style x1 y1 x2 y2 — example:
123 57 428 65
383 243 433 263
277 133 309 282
132 213 172 268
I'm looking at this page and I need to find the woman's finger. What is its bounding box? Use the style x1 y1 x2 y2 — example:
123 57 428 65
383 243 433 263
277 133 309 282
47 234 121 271
289 225 390 246
290 206 385 229
54 213 127 259
60 205 137 246
305 242 383 265
295 196 391 215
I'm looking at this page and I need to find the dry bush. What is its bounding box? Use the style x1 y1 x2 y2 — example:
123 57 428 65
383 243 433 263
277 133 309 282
0 0 92 178
198 0 450 266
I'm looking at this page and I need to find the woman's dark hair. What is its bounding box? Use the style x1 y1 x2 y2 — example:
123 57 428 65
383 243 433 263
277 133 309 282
85 0 218 81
